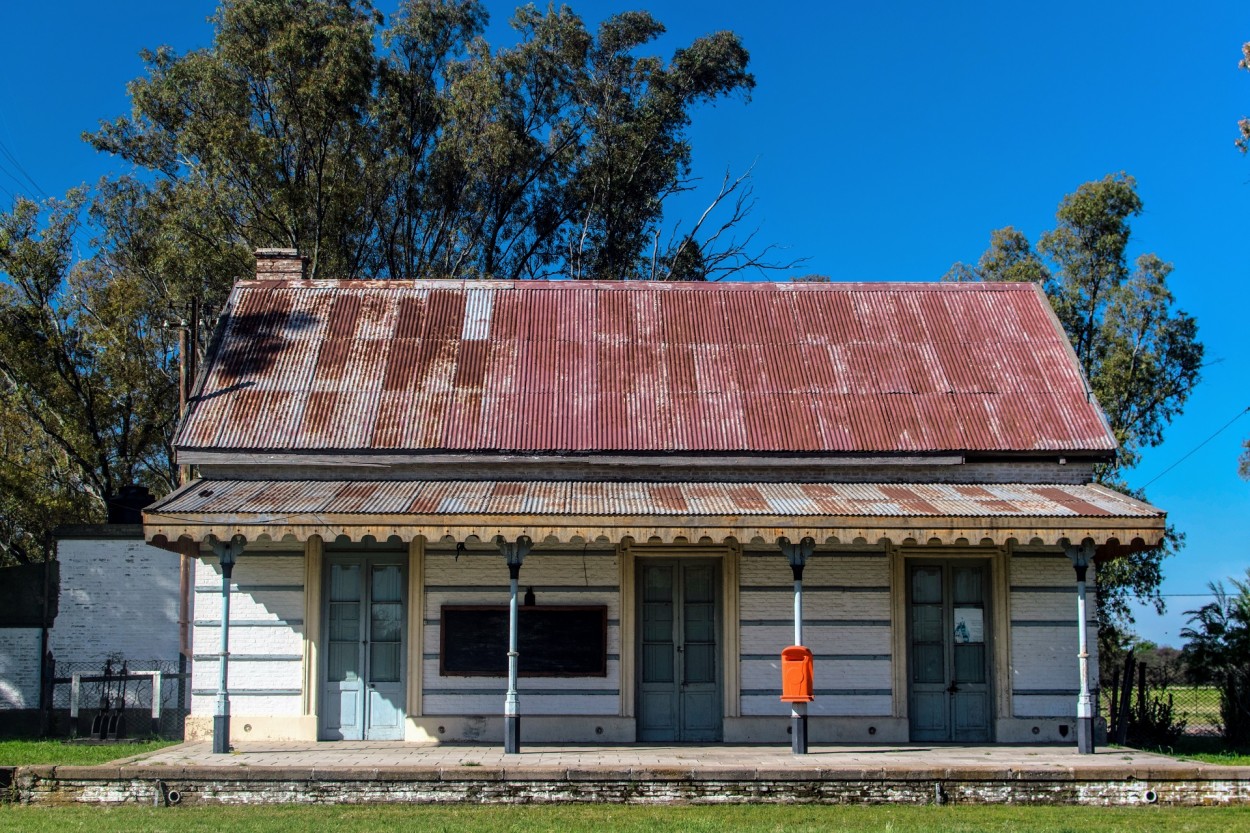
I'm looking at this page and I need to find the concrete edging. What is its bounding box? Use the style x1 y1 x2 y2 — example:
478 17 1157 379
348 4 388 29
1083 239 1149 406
12 763 1250 806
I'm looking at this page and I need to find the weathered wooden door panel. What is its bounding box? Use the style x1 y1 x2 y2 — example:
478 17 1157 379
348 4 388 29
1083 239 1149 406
320 558 406 741
637 560 722 742
907 562 991 743
323 563 364 740
364 563 405 740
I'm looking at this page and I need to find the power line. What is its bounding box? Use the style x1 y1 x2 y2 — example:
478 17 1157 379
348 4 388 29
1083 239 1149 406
1139 404 1250 490
0 136 51 199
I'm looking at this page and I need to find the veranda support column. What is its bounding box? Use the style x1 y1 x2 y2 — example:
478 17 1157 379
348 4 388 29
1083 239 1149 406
208 534 245 755
496 536 532 754
778 536 815 754
1067 539 1096 755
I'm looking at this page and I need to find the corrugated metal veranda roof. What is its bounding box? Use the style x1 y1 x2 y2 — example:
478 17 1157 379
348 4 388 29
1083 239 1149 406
146 479 1163 550
176 280 1117 457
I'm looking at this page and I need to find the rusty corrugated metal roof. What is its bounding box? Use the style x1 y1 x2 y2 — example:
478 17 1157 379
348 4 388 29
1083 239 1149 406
151 480 1158 520
176 281 1116 455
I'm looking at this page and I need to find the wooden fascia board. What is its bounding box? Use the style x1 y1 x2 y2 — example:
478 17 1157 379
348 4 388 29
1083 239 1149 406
144 510 1166 551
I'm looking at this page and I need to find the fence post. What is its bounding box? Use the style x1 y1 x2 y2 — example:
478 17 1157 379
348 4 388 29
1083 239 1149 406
1115 665 1125 735
151 672 162 737
69 674 81 738
1116 652 1134 745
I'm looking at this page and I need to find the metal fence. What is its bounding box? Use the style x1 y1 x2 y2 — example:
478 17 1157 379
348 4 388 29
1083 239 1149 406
49 658 189 739
1099 653 1224 741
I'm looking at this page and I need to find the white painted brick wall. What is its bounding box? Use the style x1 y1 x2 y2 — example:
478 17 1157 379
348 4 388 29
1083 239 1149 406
49 537 181 667
1008 554 1098 718
423 549 619 716
0 628 42 709
191 554 305 717
191 692 303 715
740 552 892 717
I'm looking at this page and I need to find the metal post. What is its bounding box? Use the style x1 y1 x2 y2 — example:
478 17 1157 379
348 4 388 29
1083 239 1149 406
210 535 244 754
496 536 532 754
1068 540 1095 754
779 537 815 755
151 672 163 737
70 673 81 733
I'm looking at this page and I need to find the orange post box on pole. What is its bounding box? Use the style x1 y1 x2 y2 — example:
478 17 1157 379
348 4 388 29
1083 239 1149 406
780 645 814 703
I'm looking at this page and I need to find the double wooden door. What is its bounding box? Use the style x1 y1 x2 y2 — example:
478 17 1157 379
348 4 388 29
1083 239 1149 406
321 558 406 740
636 560 722 741
907 562 992 742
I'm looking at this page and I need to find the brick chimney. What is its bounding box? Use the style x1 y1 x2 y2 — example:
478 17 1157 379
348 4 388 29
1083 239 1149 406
254 248 308 280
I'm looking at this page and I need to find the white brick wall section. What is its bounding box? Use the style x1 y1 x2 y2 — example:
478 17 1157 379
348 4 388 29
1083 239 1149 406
0 628 42 709
423 550 620 715
49 537 181 667
1009 553 1098 717
191 554 305 717
190 693 303 716
739 552 892 717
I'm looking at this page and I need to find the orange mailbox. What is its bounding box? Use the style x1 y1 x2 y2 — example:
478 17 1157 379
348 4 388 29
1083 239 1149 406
780 645 814 703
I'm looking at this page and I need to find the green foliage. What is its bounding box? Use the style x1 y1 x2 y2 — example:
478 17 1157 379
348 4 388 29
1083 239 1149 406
87 0 758 295
0 0 764 563
942 226 1048 284
1182 570 1250 746
1126 689 1188 748
0 195 180 565
943 174 1204 634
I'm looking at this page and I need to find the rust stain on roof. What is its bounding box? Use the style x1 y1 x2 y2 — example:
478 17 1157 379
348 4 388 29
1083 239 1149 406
151 480 1162 520
178 281 1115 455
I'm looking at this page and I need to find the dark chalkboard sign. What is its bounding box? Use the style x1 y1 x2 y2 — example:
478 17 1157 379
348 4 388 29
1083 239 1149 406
440 605 607 677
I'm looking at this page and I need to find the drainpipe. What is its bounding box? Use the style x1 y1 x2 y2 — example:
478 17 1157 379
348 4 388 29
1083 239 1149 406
209 534 245 754
779 536 815 754
1066 539 1095 754
496 536 532 754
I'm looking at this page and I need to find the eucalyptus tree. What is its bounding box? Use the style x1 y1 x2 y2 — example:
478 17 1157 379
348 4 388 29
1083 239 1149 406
944 173 1204 633
0 193 180 565
0 0 765 563
88 0 758 300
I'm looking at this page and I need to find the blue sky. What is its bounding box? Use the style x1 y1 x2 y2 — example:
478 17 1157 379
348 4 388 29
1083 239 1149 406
2 1 1248 646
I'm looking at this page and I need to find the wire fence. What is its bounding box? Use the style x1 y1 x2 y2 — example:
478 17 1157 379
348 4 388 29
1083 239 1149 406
1099 652 1226 743
48 658 190 739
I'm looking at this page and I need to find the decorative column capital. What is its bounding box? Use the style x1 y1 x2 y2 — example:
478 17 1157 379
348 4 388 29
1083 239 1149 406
495 535 533 566
778 536 815 567
1062 538 1096 579
206 533 246 569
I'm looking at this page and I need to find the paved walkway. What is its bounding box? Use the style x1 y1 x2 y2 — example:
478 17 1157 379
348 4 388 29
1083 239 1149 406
123 741 1194 774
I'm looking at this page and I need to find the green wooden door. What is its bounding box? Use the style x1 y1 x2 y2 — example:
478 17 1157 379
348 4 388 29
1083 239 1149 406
908 562 991 742
637 560 722 741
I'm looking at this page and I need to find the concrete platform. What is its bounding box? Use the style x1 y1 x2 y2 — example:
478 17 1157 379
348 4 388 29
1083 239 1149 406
11 742 1250 806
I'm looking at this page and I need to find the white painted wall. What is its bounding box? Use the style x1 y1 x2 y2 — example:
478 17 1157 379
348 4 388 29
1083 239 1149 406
191 553 305 718
1009 553 1097 719
739 550 894 718
193 543 1096 740
422 548 620 716
50 535 181 668
0 628 42 709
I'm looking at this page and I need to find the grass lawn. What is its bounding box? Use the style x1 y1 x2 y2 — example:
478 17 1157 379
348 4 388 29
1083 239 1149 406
0 738 175 767
1137 736 1250 767
3 805 1250 833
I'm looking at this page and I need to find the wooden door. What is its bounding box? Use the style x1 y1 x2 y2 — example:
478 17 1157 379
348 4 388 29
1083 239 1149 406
636 560 722 741
321 558 406 740
908 562 991 742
